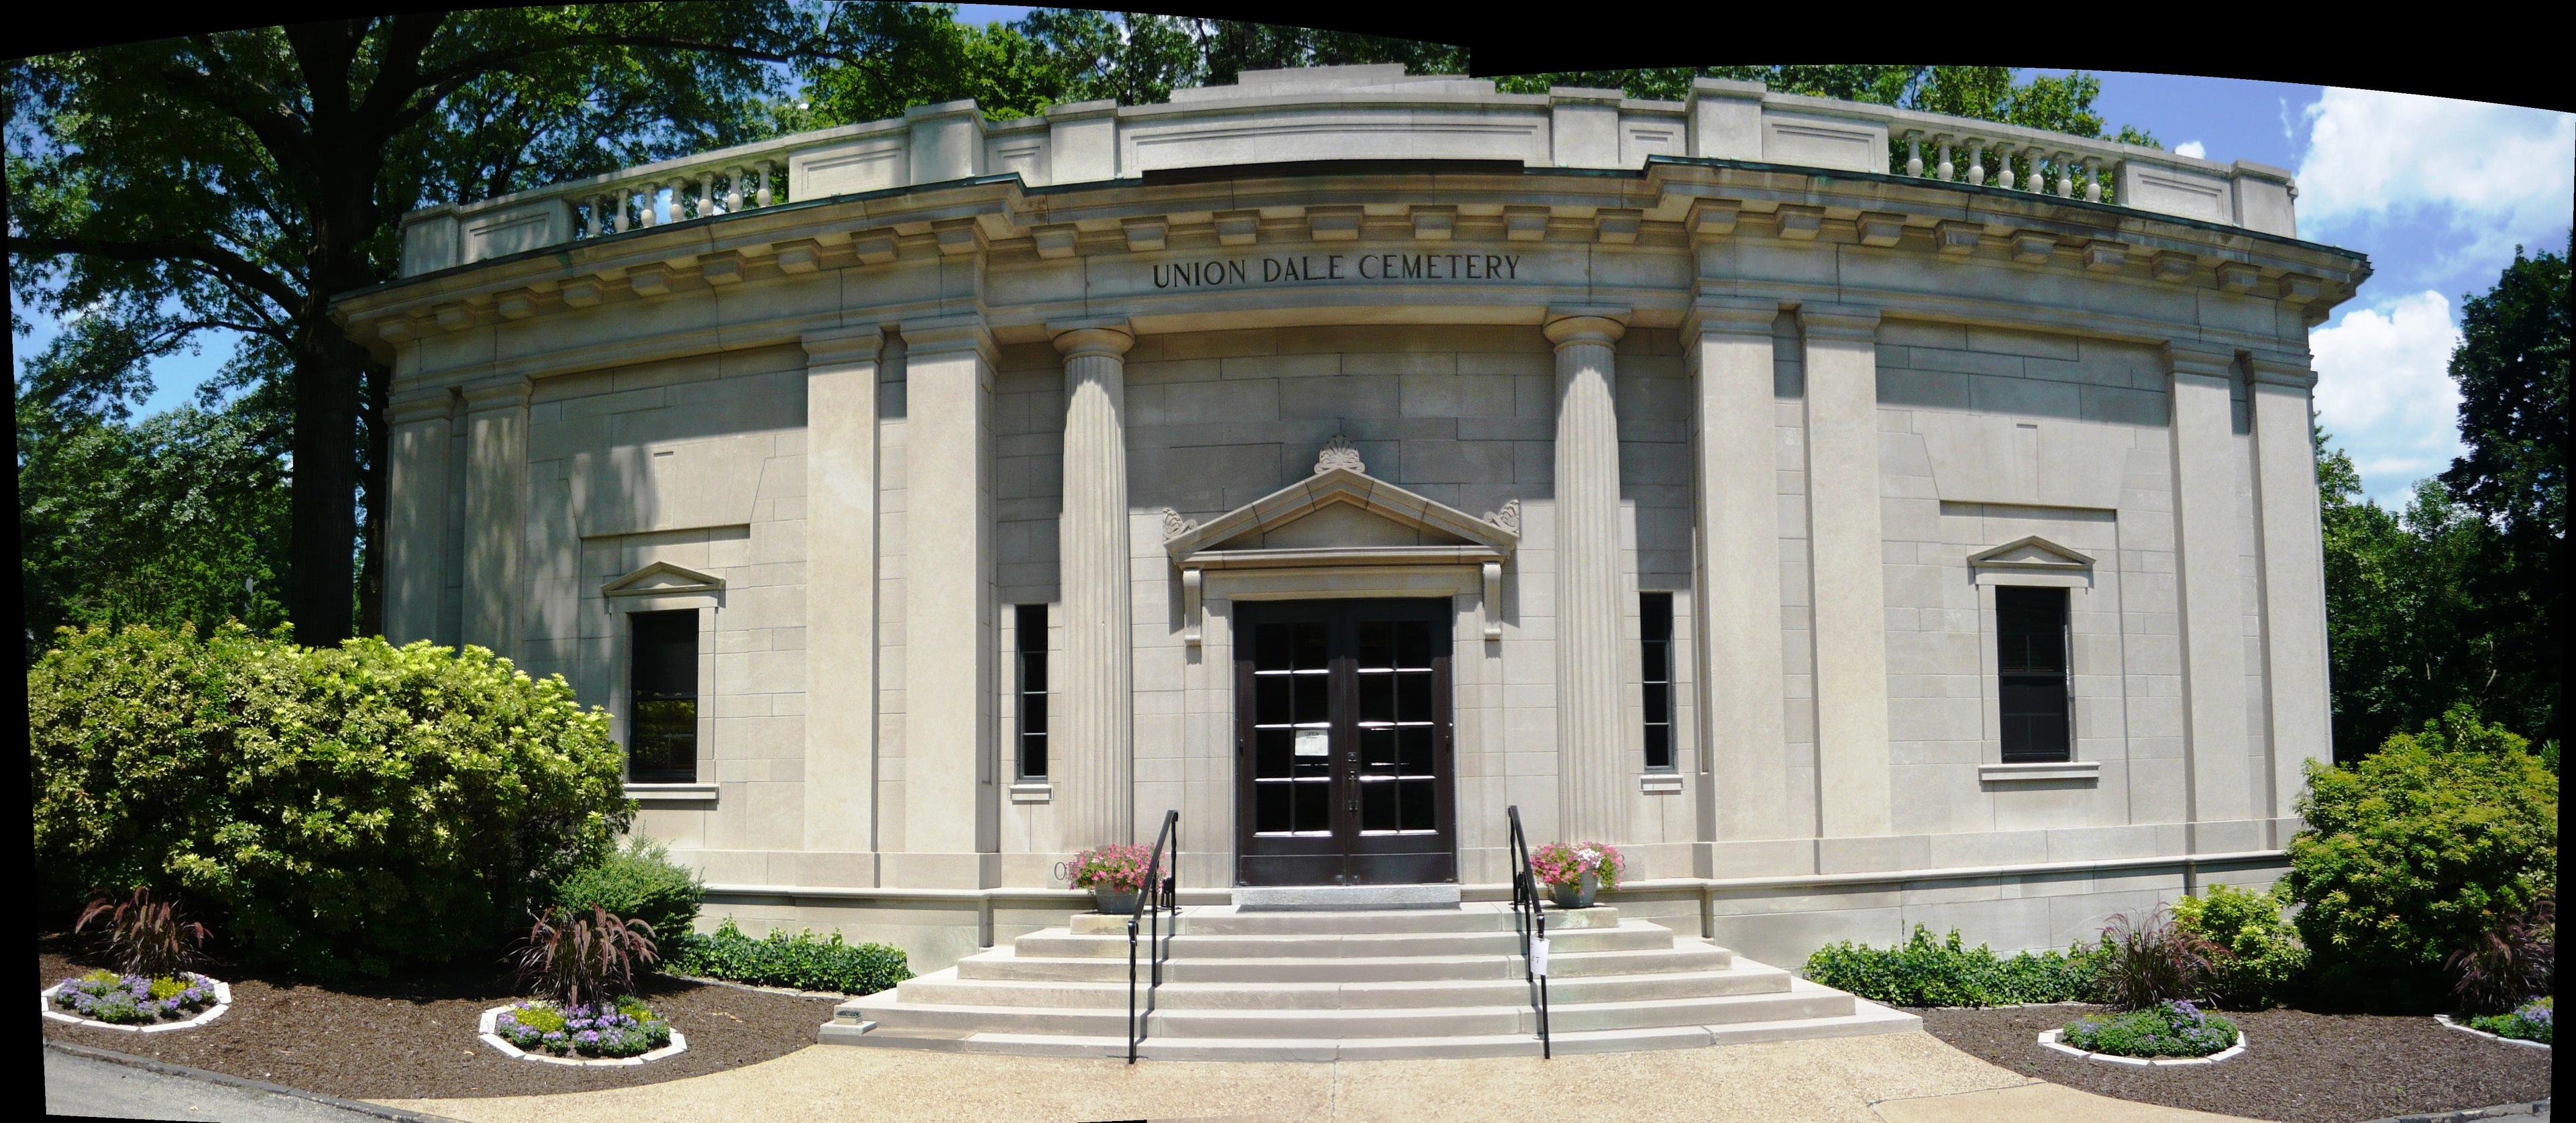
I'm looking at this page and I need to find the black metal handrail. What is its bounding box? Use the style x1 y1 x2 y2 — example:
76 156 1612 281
1126 808 1179 1064
1505 804 1552 1059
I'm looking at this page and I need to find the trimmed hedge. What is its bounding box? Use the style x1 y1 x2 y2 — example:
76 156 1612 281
2288 706 2557 1010
554 836 704 945
664 918 910 996
29 623 631 977
1804 926 2104 1008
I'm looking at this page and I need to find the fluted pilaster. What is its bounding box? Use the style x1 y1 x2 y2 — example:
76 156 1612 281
1053 323 1138 847
1547 311 1631 843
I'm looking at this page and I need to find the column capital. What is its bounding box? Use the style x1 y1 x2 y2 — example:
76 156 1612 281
2166 340 2240 381
899 315 998 365
1544 307 1630 347
2246 352 2316 389
460 376 532 412
1682 294 1781 341
1049 319 1136 360
1796 303 1881 343
800 323 886 367
388 390 456 427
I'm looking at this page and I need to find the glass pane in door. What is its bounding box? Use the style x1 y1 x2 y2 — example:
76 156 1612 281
1249 619 1334 835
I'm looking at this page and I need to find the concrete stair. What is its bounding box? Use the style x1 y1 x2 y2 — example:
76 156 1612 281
821 901 1917 1059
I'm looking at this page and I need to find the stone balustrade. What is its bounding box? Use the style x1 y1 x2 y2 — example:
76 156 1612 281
396 66 2305 278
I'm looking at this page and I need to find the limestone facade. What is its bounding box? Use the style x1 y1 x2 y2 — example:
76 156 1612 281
336 66 2367 973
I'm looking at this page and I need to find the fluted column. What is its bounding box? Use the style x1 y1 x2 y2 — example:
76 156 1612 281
1053 322 1138 847
384 390 455 645
461 377 531 660
1547 310 1631 843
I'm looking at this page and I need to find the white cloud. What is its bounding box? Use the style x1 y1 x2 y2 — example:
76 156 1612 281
2297 89 2574 281
2310 289 2465 503
2174 140 2206 160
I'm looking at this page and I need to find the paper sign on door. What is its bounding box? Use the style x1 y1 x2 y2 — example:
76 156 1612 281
1294 729 1330 757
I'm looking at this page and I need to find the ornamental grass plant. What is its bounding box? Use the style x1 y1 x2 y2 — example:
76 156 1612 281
74 887 210 979
2094 906 2219 1010
513 904 659 1008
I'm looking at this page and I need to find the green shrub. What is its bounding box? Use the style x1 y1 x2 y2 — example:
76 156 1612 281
28 623 632 977
554 837 704 943
2467 996 2553 1044
663 918 910 996
1803 925 2103 1008
2171 884 2309 1010
2288 706 2558 1010
2061 1000 2239 1058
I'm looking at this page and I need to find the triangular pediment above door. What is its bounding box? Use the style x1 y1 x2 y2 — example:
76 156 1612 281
1162 441 1519 565
600 559 727 598
1966 535 2094 572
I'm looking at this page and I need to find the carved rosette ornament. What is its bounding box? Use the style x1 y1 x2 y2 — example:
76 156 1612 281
1483 498 1521 535
1314 435 1365 475
1159 506 1197 541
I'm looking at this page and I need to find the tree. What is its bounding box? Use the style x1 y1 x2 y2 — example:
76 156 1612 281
2438 235 2568 745
10 7 816 645
2320 444 2510 760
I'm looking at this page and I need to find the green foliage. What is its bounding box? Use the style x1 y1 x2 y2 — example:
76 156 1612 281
553 836 704 945
2094 906 2219 1010
2061 1000 2239 1058
1803 926 2103 1008
28 622 632 977
2468 996 2554 1043
2288 708 2559 1009
2171 884 2310 1010
663 918 911 996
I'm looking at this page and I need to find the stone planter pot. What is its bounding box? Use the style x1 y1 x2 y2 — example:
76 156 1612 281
1092 886 1140 915
1549 873 1599 910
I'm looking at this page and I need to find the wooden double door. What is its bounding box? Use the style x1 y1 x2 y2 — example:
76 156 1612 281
1233 598 1457 886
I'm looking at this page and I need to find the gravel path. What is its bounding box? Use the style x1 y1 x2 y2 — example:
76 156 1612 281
1916 1004 2553 1123
38 949 843 1100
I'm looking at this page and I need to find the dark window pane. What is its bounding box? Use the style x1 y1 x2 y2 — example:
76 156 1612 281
1396 621 1432 670
1644 724 1671 771
1995 586 2071 762
1400 778 1434 832
1293 780 1330 832
1256 623 1290 669
1642 682 1668 725
1022 698 1047 737
1256 729 1292 778
1642 594 1672 642
1396 670 1432 720
1293 673 1328 721
1021 733 1046 779
1398 725 1433 774
1362 727 1397 769
629 610 698 782
1358 622 1393 670
1642 641 1668 682
1360 672 1394 724
1256 675 1290 725
1256 782 1291 833
1361 776 1397 831
1291 622 1326 670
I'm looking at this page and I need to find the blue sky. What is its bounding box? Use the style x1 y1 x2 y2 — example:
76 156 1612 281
17 56 2569 509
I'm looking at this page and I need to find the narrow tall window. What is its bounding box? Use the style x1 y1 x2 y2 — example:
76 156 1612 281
628 610 698 782
1641 592 1675 770
1996 586 2072 763
1015 604 1049 780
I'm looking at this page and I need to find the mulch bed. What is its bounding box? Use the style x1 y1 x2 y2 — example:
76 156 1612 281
1917 1003 2553 1123
38 945 842 1100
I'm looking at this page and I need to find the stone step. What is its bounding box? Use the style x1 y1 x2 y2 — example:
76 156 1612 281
1013 918 1674 960
843 977 1848 1039
898 963 1792 1010
1103 903 1618 937
953 939 1732 983
820 1001 1921 1060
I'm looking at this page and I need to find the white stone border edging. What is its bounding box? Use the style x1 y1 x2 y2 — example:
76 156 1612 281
40 976 233 1034
2038 1026 2245 1067
2433 1014 2552 1051
476 1004 688 1067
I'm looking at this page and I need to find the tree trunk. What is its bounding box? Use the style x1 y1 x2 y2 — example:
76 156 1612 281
285 323 366 648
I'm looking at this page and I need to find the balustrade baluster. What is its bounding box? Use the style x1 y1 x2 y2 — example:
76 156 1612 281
2055 152 2075 198
2084 158 2103 203
1936 137 1953 182
753 164 772 207
637 185 656 228
1967 140 1986 186
1904 131 1923 178
724 167 745 213
700 172 718 217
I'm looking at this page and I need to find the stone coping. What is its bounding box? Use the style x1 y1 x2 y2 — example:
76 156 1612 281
2432 1013 2552 1050
476 1003 690 1067
40 975 233 1034
2037 1024 2245 1067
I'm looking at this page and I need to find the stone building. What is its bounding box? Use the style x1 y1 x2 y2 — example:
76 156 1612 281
335 66 2366 1053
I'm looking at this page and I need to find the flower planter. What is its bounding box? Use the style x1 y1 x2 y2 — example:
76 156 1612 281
41 972 231 1034
2434 1013 2553 1050
1093 887 1141 915
1548 873 1599 910
479 1002 687 1067
2038 1025 2247 1066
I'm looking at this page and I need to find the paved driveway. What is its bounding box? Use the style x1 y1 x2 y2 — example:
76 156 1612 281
44 1043 450 1123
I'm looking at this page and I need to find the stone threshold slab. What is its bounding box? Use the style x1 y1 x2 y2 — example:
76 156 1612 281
1235 884 1462 912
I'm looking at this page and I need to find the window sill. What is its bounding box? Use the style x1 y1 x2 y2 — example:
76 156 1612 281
1978 761 2100 784
1009 782 1054 804
1638 773 1685 794
625 782 718 804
